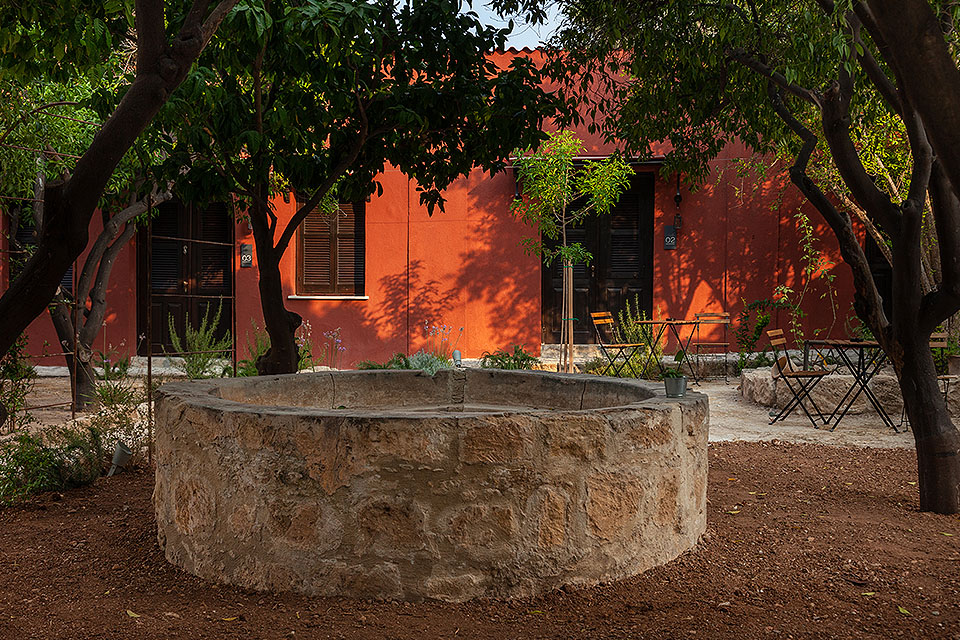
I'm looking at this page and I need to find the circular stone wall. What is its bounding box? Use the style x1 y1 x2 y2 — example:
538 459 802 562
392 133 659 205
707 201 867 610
154 369 708 602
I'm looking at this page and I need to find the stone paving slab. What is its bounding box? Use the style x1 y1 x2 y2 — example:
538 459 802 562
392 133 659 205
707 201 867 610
702 380 914 449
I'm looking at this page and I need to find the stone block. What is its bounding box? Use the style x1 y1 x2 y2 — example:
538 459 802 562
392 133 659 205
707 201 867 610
543 413 608 460
459 417 535 465
586 472 643 541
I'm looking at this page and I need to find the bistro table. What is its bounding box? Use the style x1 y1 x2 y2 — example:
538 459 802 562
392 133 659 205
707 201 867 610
635 319 701 383
803 339 898 432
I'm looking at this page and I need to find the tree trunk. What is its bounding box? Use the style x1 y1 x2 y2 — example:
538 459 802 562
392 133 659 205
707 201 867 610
896 334 960 513
247 196 301 375
0 1 237 357
254 250 301 375
564 259 574 373
49 300 97 409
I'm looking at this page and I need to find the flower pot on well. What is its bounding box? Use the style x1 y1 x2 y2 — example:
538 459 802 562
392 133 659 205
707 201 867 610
663 375 688 398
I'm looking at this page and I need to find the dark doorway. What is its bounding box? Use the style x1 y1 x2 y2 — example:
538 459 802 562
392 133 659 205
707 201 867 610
137 201 234 355
541 172 655 344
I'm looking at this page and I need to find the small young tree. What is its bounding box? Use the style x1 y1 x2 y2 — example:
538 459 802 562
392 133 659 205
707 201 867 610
511 130 631 372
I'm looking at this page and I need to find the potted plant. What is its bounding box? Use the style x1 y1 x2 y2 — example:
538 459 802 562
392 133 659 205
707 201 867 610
661 367 687 398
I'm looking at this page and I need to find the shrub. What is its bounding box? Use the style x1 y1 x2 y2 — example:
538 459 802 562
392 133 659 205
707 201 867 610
89 372 147 464
237 320 271 376
0 426 103 505
168 302 232 379
408 350 451 375
0 333 36 431
357 352 411 370
611 296 662 379
357 350 450 375
480 345 540 370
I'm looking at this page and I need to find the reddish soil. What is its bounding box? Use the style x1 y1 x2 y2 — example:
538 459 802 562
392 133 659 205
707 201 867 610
2 441 959 640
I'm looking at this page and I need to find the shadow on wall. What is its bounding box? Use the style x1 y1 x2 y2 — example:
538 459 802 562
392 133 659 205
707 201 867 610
658 162 849 345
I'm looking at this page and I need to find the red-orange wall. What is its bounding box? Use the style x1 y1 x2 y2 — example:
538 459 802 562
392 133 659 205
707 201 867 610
1 213 138 366
5 149 855 367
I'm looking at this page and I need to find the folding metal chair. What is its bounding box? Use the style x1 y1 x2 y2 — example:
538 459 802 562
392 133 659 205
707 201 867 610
694 311 731 382
591 312 643 378
767 329 830 428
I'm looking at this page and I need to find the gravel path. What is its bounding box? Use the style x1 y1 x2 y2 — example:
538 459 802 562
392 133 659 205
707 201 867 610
701 380 915 448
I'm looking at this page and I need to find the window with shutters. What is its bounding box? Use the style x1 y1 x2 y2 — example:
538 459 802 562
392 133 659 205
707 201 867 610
296 200 365 296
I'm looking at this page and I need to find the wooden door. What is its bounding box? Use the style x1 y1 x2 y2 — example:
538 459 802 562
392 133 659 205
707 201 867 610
137 201 233 355
541 172 654 344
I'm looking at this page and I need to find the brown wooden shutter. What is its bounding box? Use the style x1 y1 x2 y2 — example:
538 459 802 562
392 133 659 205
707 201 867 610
197 202 231 292
335 202 364 295
299 206 334 294
297 199 364 295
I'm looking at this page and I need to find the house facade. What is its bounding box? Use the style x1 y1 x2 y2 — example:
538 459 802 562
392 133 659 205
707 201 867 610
2 58 862 369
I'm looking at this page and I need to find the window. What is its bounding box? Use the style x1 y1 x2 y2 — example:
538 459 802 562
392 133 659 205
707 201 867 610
296 199 365 296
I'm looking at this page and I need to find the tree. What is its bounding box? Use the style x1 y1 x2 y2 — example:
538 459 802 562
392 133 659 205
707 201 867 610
0 0 238 366
157 0 558 374
1 76 172 410
504 0 960 512
511 130 631 373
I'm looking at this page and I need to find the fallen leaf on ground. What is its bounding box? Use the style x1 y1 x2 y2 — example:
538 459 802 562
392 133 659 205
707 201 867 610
897 606 911 616
861 592 876 596
126 610 141 618
221 617 239 621
942 532 954 536
726 510 741 514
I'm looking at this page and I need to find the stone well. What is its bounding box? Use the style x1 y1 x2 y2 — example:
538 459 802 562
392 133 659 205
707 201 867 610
154 369 708 602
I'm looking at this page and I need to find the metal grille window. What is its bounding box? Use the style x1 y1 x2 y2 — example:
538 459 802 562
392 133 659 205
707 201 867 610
296 200 365 296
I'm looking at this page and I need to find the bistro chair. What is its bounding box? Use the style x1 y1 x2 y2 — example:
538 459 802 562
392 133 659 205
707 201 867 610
693 311 731 382
766 329 831 428
591 312 643 378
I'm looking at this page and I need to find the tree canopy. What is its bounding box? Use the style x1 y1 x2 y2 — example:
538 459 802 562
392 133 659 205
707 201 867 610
152 0 559 373
491 0 960 513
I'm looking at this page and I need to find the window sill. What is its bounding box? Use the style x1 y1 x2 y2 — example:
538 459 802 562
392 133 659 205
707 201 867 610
287 294 369 301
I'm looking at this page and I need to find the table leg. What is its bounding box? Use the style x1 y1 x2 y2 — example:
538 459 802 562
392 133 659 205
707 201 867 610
671 324 700 384
639 324 668 379
827 347 896 431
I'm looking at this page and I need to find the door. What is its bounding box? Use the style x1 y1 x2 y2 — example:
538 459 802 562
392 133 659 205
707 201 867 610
137 201 234 355
542 172 654 344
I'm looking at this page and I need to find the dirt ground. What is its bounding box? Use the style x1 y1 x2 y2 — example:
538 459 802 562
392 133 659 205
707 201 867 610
3 377 959 639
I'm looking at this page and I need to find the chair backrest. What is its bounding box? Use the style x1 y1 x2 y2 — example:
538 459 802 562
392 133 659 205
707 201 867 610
767 328 787 349
931 332 949 350
591 312 615 344
766 329 793 375
695 312 731 324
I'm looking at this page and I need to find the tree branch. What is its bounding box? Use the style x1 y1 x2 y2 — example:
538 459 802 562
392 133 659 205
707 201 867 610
78 221 139 347
76 188 172 306
275 95 371 256
136 0 166 75
921 161 960 328
726 47 822 107
0 101 82 144
767 82 890 338
820 68 901 238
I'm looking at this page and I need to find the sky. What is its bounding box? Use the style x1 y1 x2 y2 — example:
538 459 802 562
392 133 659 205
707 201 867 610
468 2 562 49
